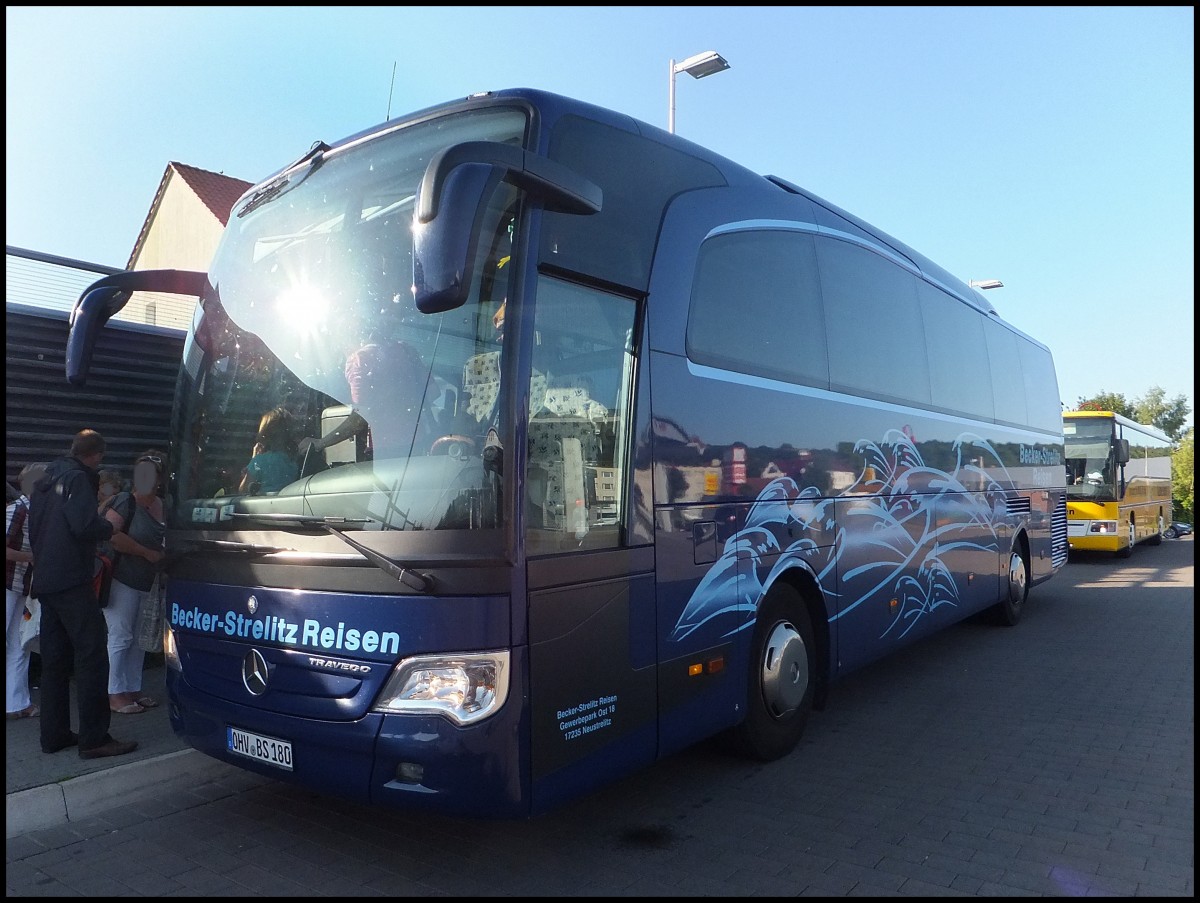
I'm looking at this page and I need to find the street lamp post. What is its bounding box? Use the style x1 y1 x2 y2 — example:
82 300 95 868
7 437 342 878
668 50 730 134
968 279 1004 290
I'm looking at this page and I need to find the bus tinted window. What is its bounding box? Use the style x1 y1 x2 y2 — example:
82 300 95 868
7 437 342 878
545 115 725 292
984 319 1029 427
917 279 994 421
1121 419 1173 481
686 229 827 387
817 237 931 407
1018 341 1062 434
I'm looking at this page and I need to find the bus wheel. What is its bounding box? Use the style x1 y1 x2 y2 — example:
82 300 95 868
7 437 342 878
731 585 814 761
993 546 1028 627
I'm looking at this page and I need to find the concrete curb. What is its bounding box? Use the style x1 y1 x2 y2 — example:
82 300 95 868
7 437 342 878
6 749 235 838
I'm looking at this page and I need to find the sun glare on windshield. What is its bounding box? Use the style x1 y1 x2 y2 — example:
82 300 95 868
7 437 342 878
277 283 331 329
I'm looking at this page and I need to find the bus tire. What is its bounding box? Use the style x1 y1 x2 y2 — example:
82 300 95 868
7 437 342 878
730 584 815 762
992 544 1028 627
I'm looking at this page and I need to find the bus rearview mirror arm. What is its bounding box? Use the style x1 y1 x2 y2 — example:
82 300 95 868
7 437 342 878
415 141 602 224
412 141 601 315
66 269 208 385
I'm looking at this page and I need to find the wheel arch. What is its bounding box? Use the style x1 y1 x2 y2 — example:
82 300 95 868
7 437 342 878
1013 526 1031 573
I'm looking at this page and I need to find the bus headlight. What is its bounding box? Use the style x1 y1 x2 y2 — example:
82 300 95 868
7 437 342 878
1088 521 1118 534
374 651 510 725
164 624 182 672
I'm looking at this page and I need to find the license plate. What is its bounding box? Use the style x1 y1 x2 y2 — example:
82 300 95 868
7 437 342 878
227 726 293 771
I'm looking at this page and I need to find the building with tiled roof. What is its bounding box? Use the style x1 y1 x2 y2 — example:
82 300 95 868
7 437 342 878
5 161 257 488
123 162 254 329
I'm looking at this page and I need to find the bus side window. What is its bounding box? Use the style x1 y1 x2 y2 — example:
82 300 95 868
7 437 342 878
525 277 635 554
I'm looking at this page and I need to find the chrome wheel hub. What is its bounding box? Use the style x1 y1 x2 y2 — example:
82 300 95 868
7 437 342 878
1007 551 1027 605
761 621 809 718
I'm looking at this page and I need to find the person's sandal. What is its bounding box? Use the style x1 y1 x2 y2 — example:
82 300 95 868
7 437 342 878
5 704 39 720
136 696 159 708
111 702 146 715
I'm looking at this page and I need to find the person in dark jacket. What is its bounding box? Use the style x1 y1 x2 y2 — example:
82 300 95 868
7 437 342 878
28 429 138 759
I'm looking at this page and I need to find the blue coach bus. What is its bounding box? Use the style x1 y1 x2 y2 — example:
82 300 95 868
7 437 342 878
66 88 1068 817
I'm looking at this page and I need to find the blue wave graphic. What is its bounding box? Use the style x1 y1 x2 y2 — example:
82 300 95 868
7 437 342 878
670 430 1019 645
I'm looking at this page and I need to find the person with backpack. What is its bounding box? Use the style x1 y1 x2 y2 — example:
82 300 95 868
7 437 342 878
28 429 137 759
102 450 167 714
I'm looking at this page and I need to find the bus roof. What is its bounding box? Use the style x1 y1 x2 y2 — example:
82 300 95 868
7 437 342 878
1063 410 1173 443
246 87 1030 340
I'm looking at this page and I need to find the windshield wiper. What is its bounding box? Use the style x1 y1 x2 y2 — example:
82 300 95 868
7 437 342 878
236 140 330 218
322 523 432 592
228 513 432 592
236 180 289 218
177 539 298 556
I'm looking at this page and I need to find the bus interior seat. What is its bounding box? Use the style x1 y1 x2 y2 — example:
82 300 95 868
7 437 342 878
463 351 502 424
527 417 603 531
462 350 551 427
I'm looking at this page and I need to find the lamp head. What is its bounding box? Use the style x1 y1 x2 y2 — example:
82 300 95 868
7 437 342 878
674 51 730 79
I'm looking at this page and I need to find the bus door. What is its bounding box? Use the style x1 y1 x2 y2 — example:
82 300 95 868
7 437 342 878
518 275 658 812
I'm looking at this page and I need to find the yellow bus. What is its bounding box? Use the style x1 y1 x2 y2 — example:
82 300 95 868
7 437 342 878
1063 410 1173 556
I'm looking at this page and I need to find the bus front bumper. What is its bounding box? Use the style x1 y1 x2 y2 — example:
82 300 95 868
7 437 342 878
166 668 530 817
1067 519 1121 552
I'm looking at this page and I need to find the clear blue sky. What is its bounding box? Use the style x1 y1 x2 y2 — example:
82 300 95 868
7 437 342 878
6 6 1194 425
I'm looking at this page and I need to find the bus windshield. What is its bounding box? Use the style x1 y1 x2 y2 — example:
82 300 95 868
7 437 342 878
1064 417 1114 499
171 107 528 534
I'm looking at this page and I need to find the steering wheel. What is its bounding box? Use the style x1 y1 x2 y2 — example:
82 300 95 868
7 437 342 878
430 435 477 457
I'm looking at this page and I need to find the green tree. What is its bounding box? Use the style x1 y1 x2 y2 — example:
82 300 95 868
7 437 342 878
1172 428 1194 523
1075 386 1191 441
1075 392 1132 417
1132 386 1192 441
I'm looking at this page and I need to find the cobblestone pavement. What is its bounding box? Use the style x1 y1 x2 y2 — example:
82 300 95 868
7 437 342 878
6 538 1193 896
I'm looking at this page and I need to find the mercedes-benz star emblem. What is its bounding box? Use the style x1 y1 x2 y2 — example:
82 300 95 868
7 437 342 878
242 649 269 696
247 595 259 614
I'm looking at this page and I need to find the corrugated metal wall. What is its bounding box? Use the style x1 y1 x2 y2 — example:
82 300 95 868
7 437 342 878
5 303 185 490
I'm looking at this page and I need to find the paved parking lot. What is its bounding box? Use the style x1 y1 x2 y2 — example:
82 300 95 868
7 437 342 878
6 537 1193 896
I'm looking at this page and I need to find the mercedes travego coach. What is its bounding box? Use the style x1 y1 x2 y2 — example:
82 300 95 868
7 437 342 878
65 88 1068 817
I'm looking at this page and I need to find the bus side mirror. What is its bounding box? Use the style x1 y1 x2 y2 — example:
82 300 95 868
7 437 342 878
412 141 601 314
1117 438 1130 465
66 285 130 386
66 269 209 385
413 162 505 314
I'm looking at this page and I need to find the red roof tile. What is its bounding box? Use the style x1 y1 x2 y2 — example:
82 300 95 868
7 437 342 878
169 162 254 227
127 162 255 269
